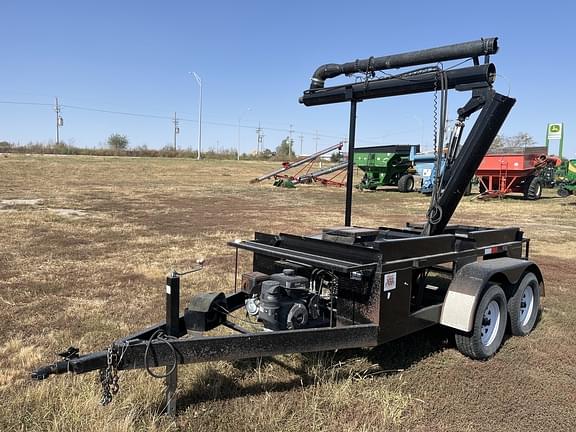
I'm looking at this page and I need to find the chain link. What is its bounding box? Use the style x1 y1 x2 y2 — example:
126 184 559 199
426 68 445 227
99 346 119 405
432 70 439 163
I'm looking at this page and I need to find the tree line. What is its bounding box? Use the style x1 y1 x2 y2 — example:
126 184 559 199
0 132 540 160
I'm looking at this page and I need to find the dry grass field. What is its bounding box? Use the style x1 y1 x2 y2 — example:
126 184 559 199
1 154 575 431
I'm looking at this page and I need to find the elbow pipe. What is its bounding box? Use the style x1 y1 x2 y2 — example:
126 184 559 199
310 37 498 89
301 64 496 107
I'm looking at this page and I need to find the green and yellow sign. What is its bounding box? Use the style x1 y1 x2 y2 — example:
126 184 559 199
547 123 563 140
546 122 565 158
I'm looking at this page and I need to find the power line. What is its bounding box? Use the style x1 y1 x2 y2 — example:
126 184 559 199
0 98 385 146
0 100 53 106
61 104 171 120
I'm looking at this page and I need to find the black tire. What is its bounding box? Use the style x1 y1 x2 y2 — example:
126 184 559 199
508 272 541 336
463 182 472 196
524 177 542 200
557 187 571 197
455 284 508 360
397 174 414 193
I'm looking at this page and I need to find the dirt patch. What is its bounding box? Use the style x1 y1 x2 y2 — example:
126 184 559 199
0 198 44 206
47 208 89 218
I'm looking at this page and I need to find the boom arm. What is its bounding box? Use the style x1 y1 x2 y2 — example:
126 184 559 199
421 90 516 235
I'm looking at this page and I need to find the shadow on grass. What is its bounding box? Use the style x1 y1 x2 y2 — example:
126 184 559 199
476 194 558 201
174 325 453 412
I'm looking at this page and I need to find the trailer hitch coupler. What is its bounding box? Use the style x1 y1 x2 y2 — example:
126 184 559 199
31 361 69 380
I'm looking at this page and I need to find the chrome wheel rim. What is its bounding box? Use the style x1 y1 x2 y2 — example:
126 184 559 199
519 284 535 327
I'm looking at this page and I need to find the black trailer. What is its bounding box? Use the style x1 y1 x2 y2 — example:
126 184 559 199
32 38 544 415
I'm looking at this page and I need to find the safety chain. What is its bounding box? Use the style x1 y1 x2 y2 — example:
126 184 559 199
426 68 444 226
99 346 120 405
432 69 439 163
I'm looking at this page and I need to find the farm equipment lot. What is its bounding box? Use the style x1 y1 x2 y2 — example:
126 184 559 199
1 155 575 432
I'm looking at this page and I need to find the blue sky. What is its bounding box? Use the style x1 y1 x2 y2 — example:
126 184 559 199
1 1 574 156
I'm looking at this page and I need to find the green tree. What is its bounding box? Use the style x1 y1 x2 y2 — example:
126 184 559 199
275 136 294 158
260 148 274 158
491 134 506 149
107 133 129 150
330 151 343 162
507 132 537 147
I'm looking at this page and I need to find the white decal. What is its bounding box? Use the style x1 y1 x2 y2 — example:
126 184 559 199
383 272 397 292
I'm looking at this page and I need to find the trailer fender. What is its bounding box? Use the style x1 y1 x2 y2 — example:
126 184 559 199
440 257 543 332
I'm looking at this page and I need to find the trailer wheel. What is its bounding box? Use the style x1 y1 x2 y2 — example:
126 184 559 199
455 284 507 360
524 177 542 200
508 272 540 336
398 174 414 192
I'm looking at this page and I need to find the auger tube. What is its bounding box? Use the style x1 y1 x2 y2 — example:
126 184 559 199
309 37 498 89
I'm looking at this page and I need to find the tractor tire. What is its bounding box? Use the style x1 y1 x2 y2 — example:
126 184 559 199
524 177 542 200
455 284 508 360
557 187 571 197
397 174 414 193
508 272 541 336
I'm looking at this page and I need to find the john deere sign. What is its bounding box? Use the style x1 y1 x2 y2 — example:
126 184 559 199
546 123 564 157
547 123 563 140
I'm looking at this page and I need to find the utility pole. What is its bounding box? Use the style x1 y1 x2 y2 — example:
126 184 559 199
256 122 264 155
173 112 180 151
299 134 304 156
288 124 294 158
54 97 63 145
191 72 203 160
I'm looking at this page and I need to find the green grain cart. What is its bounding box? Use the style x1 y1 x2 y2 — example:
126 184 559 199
556 159 576 197
354 145 419 192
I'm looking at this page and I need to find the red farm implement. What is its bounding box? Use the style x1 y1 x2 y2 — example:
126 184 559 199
250 142 347 187
475 146 560 200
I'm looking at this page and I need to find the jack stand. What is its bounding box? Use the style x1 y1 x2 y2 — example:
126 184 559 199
164 272 180 416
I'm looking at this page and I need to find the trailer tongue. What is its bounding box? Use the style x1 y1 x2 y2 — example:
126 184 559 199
32 38 543 416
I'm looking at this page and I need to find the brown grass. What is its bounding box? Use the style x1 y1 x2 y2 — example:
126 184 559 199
0 154 575 431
